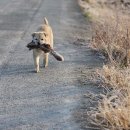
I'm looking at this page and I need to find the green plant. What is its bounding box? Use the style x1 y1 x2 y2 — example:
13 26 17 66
84 12 92 20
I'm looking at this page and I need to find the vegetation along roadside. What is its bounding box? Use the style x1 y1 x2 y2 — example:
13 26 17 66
78 0 130 129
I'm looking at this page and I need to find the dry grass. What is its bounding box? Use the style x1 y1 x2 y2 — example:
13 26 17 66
78 0 130 129
88 65 130 129
87 88 130 130
78 0 116 22
96 65 130 88
91 18 130 67
79 0 130 22
79 0 130 67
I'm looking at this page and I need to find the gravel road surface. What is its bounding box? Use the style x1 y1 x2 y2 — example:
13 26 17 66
0 0 102 129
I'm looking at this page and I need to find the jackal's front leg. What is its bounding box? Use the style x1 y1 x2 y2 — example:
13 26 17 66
44 53 49 68
33 51 40 73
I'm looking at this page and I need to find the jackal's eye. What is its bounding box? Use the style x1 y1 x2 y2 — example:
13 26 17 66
35 38 38 40
41 39 43 40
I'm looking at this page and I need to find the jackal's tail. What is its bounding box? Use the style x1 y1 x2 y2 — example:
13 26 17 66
44 17 49 25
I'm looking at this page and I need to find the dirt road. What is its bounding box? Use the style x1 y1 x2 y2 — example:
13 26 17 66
0 0 102 129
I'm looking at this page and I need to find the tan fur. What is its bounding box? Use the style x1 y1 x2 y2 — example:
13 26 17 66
32 18 53 72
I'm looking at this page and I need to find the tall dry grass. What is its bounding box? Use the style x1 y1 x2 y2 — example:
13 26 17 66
96 65 130 88
89 17 130 130
91 19 130 67
88 64 130 130
89 20 130 129
78 0 130 129
87 88 130 130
